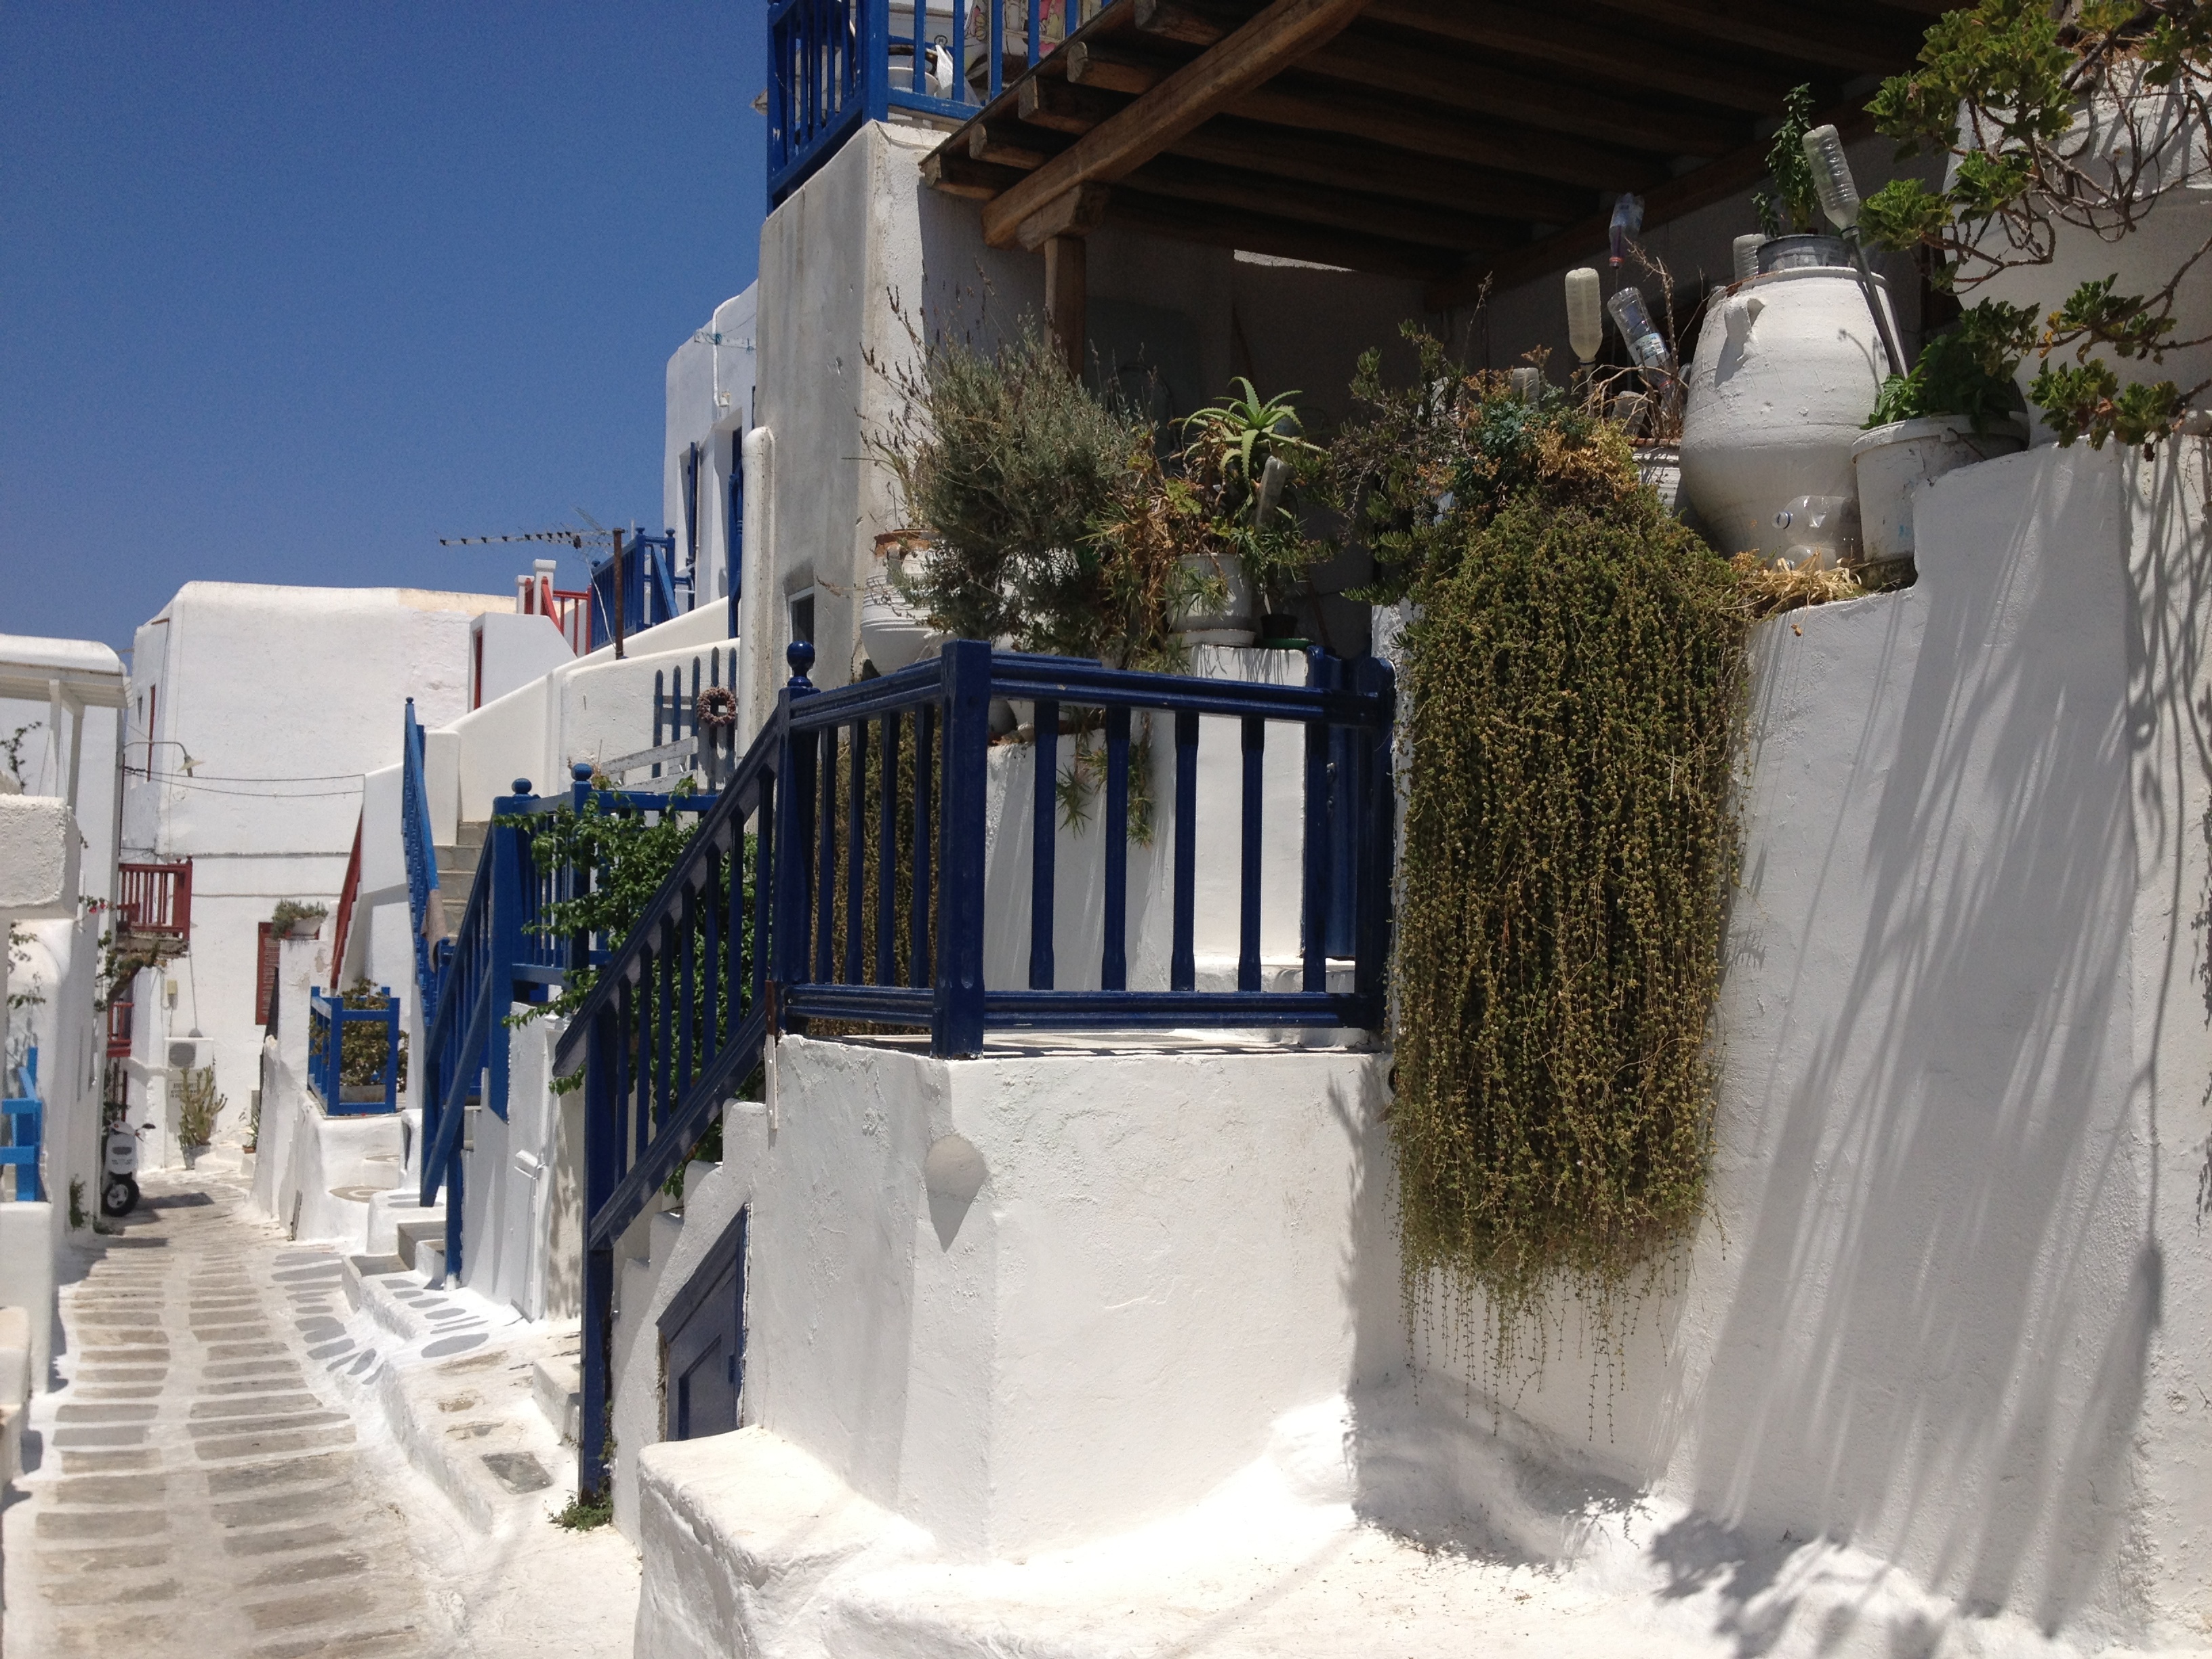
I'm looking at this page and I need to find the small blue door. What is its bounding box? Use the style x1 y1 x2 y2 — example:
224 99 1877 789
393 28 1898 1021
661 1208 745 1442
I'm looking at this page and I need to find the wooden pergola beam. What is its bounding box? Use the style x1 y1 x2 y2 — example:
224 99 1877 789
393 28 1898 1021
1166 119 1593 222
1360 0 1799 116
1050 62 1667 193
1582 0 1922 75
1109 189 1455 281
1130 155 1523 251
980 0 1368 249
1298 33 1746 156
1422 101 1880 310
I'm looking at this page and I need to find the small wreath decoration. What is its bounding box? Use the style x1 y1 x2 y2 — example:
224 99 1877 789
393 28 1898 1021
694 685 739 732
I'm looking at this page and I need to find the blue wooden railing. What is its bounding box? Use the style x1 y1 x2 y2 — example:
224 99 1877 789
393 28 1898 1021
557 639 1394 1495
1 1046 41 1204
588 531 688 651
306 989 401 1116
416 768 718 1282
769 0 1102 203
401 699 442 1004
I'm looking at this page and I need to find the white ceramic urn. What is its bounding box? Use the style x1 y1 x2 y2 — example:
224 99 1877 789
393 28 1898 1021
1680 266 1892 561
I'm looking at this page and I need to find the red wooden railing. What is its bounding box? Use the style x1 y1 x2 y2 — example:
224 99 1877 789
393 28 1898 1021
518 569 592 656
115 859 192 940
106 998 133 1059
329 812 364 990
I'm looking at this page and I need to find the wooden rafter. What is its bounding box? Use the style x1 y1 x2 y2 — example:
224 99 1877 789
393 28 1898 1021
979 0 1368 248
922 0 1958 289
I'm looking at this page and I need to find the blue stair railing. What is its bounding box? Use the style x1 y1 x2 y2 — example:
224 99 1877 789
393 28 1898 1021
416 768 718 1284
1 1046 41 1203
557 638 1395 1497
769 0 1105 203
401 699 442 1004
306 989 401 1116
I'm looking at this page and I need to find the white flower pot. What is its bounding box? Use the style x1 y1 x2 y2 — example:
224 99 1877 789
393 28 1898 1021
859 575 944 674
1681 266 1894 561
1851 417 2028 560
1957 79 2212 438
1172 554 1256 647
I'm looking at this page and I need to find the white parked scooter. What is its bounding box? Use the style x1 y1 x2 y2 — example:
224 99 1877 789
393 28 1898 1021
102 1117 141 1216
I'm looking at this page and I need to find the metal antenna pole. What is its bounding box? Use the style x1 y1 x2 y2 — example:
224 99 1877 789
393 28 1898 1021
611 529 626 660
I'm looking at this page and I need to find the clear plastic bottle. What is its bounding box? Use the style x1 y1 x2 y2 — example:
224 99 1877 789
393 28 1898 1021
1732 233 1765 284
1605 286 1673 377
1564 267 1604 363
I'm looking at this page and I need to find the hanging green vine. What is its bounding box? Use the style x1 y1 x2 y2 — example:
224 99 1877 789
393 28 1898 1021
1389 436 1748 1390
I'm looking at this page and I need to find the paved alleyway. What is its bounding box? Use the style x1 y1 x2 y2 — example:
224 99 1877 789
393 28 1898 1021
2 1172 638 1658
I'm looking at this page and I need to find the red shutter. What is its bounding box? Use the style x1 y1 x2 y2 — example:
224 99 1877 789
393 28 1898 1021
255 922 281 1025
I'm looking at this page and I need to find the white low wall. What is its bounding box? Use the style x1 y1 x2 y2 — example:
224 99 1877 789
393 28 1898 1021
691 1034 1388 1559
454 1010 581 1321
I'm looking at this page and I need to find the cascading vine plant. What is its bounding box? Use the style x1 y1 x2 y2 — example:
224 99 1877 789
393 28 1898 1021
1337 331 1750 1391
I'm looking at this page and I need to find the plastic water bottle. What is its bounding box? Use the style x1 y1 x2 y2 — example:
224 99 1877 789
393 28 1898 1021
1732 233 1765 284
1606 286 1672 376
1608 193 1644 266
1564 267 1604 363
1801 125 1860 230
1774 495 1858 567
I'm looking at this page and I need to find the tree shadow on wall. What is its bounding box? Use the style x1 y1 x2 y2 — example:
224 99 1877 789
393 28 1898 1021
1668 449 2205 1647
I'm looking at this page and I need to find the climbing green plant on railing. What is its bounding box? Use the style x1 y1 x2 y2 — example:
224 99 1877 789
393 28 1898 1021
1355 348 1750 1393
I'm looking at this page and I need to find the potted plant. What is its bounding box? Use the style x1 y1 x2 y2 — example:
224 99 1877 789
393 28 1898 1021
176 1064 222 1169
862 530 945 674
1755 85 1853 272
1859 0 2211 447
270 898 327 939
1175 380 1324 647
1851 303 2032 562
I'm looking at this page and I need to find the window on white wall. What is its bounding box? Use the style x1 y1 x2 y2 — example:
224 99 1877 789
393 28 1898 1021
788 588 815 650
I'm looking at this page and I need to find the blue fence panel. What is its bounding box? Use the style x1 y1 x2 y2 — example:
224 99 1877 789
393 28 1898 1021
552 638 1393 1500
1 1046 41 1204
769 0 1099 203
587 533 687 651
306 990 401 1117
401 700 441 1004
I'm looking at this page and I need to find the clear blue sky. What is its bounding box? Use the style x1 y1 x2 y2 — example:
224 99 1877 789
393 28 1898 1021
1 2 767 653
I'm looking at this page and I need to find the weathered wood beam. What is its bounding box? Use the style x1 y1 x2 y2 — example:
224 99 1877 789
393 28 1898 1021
1067 39 1189 95
982 0 1366 248
1422 102 1879 310
924 149 1031 199
1361 0 1796 115
1129 155 1523 251
1581 0 1923 75
1300 33 1746 155
1016 181 1114 250
1132 0 1248 45
1019 74 1127 133
1166 119 1592 223
1046 234 1089 373
1109 188 1456 281
970 121 1062 170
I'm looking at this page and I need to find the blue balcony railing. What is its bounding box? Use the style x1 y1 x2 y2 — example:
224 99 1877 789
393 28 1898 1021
416 768 717 1284
769 0 1105 203
558 638 1395 1496
306 990 401 1117
588 531 687 652
2 1046 41 1204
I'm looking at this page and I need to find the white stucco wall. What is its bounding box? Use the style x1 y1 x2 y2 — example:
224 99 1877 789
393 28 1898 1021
1377 439 2212 1643
743 121 1440 735
665 287 758 610
677 1035 1389 1559
119 581 508 1149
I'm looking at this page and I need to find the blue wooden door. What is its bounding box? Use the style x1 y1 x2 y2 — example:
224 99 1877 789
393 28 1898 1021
661 1209 745 1441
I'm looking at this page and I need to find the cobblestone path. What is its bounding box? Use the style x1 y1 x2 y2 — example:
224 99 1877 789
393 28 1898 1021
3 1176 438 1658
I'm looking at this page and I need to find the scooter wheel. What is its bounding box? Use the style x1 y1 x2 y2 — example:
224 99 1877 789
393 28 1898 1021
102 1174 138 1217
